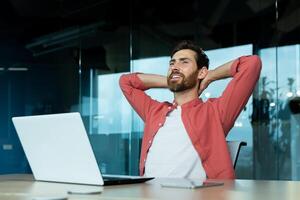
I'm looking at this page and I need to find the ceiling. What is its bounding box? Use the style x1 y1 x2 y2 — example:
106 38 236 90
0 0 299 57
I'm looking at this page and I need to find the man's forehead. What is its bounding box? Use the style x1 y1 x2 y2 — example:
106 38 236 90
171 49 196 60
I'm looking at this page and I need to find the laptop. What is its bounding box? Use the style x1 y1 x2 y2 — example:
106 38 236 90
12 112 154 186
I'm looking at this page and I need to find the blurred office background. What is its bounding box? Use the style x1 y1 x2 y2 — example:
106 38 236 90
0 0 300 180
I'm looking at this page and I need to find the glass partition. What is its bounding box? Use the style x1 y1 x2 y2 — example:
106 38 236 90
255 45 300 180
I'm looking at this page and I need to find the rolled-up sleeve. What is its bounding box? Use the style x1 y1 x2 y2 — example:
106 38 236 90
217 55 262 134
119 73 155 122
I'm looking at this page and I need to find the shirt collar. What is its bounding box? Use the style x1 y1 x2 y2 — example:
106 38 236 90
172 98 203 108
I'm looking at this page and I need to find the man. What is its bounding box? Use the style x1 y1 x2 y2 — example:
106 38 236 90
119 40 262 179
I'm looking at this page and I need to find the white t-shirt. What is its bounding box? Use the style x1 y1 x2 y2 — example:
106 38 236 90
144 106 206 179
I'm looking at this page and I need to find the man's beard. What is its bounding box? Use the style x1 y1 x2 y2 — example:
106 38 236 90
167 70 199 92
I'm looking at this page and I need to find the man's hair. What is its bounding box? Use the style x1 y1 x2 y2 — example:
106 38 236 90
171 40 209 69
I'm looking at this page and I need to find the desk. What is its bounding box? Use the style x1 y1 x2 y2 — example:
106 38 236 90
0 174 299 200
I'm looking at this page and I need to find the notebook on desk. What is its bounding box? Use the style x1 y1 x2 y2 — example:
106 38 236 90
12 112 154 186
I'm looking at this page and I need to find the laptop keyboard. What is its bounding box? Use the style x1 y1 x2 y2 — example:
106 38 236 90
102 176 131 181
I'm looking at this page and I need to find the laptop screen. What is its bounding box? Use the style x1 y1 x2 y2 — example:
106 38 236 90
12 112 104 185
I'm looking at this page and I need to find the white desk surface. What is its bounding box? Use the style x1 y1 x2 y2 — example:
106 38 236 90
0 174 300 200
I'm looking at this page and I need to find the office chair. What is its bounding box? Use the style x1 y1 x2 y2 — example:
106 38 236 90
227 141 247 169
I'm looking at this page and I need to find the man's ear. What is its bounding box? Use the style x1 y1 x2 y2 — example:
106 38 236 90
198 66 208 80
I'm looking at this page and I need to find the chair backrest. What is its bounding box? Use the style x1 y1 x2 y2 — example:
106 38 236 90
227 141 247 169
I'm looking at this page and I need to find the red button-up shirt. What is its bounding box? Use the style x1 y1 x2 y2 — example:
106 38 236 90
119 55 262 179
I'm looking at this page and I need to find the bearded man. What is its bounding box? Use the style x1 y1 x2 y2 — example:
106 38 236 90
119 40 262 179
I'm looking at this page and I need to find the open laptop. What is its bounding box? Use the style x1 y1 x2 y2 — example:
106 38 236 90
12 112 154 186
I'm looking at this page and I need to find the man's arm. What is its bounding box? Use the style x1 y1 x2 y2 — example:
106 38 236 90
137 73 168 89
198 60 234 95
201 55 262 134
119 73 166 122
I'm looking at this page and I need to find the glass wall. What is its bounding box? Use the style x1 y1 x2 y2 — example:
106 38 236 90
253 45 300 180
0 50 79 173
0 0 300 180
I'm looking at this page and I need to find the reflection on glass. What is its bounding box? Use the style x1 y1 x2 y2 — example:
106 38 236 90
97 73 132 134
256 44 300 180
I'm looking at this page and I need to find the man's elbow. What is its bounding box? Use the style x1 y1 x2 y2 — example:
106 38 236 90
119 73 131 88
249 55 262 72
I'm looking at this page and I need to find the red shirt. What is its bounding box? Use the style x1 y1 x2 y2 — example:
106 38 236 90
119 55 262 179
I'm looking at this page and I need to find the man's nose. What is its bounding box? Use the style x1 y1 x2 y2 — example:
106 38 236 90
171 62 180 71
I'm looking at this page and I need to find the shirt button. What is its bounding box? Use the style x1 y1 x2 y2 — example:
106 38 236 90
168 106 171 110
144 159 146 162
149 140 152 144
158 123 162 127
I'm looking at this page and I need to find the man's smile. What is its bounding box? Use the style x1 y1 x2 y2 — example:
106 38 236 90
169 73 184 81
